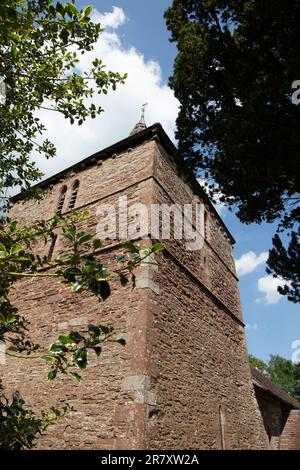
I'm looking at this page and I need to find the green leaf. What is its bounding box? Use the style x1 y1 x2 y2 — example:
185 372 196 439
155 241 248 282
8 221 17 233
49 344 67 353
117 338 126 346
93 346 102 357
82 264 95 275
100 281 111 301
50 22 59 34
50 407 61 417
122 241 140 254
70 281 83 292
56 2 64 15
57 252 73 263
41 355 57 363
68 268 82 275
100 325 113 336
64 230 75 241
57 335 74 345
66 2 78 17
115 255 126 263
152 242 164 253
84 5 93 17
88 324 100 336
95 271 109 281
48 369 57 381
73 348 87 369
62 268 81 282
77 232 93 245
93 239 103 250
71 371 81 383
10 243 23 255
16 256 30 262
119 273 129 286
69 331 84 344
7 6 17 20
0 243 8 258
60 28 69 43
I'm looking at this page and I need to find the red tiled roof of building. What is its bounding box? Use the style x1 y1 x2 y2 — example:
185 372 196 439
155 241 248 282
251 366 300 410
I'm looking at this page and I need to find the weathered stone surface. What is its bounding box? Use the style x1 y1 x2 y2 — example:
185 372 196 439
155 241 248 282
2 126 269 449
281 410 300 450
122 376 151 392
254 386 291 449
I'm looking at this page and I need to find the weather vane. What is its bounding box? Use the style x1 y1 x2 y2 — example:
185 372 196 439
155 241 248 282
140 102 148 125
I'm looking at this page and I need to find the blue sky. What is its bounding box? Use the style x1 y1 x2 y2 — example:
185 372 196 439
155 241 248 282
43 1 299 362
77 0 176 83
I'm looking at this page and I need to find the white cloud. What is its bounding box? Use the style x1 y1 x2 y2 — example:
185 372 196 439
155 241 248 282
235 251 268 276
92 6 127 29
33 7 179 179
257 275 287 305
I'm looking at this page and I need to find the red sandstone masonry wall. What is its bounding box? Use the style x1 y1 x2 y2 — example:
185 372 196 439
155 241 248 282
254 388 290 449
280 410 300 450
150 183 242 319
2 245 155 450
3 141 158 449
152 146 242 320
3 134 269 449
145 253 268 449
142 141 268 449
152 142 236 273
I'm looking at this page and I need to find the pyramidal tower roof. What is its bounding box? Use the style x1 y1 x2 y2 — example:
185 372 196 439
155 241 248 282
129 103 147 136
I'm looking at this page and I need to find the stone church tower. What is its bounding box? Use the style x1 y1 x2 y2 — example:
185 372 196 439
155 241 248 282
3 121 269 449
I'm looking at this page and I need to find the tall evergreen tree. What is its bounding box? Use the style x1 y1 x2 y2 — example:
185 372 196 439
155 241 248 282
165 0 300 302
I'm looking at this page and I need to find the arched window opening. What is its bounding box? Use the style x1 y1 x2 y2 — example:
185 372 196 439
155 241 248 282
68 180 80 210
57 185 67 213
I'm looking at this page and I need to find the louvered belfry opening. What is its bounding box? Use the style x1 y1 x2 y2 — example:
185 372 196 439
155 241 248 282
68 180 79 210
57 185 67 213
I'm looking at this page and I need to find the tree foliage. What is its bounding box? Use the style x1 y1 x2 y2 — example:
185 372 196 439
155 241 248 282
249 354 300 401
0 380 72 450
248 354 268 374
0 0 126 204
165 0 300 302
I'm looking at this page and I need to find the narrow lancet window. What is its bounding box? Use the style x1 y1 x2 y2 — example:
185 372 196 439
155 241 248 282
68 180 79 210
57 185 67 213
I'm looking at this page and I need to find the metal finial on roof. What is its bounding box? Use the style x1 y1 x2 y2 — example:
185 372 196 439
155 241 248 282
129 103 148 136
140 102 147 124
